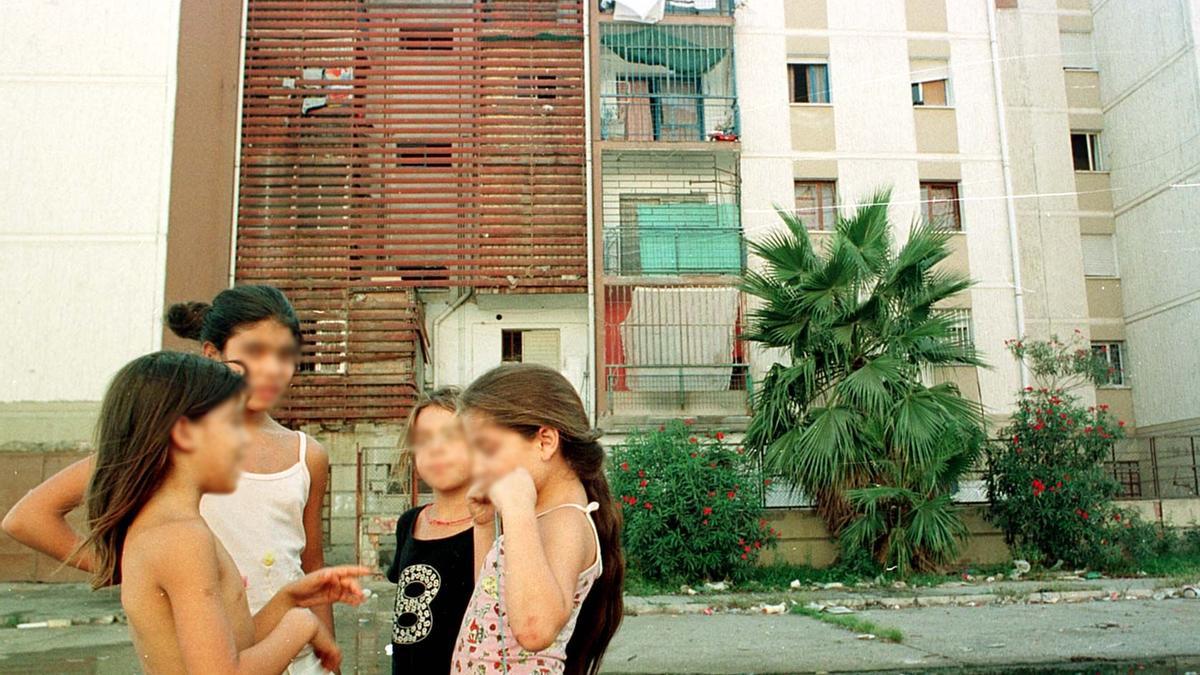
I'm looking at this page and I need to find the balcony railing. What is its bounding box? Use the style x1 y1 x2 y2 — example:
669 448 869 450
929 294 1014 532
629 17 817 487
600 94 738 142
605 364 751 416
603 220 745 276
599 0 737 17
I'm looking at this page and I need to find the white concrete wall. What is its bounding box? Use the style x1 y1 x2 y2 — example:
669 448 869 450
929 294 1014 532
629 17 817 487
427 293 591 407
0 2 181 407
1091 0 1200 432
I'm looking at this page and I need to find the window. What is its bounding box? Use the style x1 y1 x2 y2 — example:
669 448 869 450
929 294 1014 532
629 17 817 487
794 180 838 230
1071 132 1104 171
1060 32 1097 70
937 309 974 350
912 78 949 106
788 63 830 104
1092 341 1126 386
920 182 962 231
1081 234 1118 277
501 329 561 367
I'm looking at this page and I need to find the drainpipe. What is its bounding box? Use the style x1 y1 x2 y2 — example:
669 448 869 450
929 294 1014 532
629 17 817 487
430 289 474 388
986 0 1029 389
227 0 251 287
583 0 598 425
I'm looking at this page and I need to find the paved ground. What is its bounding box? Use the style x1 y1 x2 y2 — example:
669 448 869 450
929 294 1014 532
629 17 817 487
2 581 1200 674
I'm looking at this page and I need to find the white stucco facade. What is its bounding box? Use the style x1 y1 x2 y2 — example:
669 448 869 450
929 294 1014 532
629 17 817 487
0 2 181 416
1090 0 1200 433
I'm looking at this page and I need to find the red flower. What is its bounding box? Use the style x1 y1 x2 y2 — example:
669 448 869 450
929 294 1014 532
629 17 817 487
727 491 737 500
689 437 698 444
684 418 695 426
763 478 773 486
620 462 629 471
753 541 762 549
702 519 709 525
742 545 751 553
1114 512 1121 521
741 553 748 560
638 469 646 478
716 432 725 440
639 479 648 488
1032 479 1046 497
1118 420 1126 428
644 502 654 510
709 461 718 468
690 452 698 458
707 490 716 498
702 506 713 516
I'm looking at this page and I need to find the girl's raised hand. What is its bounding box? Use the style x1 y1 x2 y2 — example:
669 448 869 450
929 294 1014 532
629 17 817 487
487 467 537 517
286 565 371 608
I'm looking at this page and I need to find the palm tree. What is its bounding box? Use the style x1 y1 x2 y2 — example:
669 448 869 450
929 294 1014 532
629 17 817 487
742 189 985 573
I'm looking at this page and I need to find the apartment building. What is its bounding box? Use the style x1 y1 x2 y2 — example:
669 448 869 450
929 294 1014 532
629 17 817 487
3 0 1197 575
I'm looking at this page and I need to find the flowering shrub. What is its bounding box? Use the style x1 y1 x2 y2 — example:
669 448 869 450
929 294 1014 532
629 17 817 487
986 335 1149 572
609 420 778 582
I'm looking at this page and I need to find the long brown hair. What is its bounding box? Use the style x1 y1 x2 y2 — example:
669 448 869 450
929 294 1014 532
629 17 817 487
460 364 624 675
81 351 245 588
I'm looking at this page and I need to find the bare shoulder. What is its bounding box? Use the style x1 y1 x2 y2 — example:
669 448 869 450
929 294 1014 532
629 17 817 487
128 517 221 580
304 434 329 471
536 506 595 570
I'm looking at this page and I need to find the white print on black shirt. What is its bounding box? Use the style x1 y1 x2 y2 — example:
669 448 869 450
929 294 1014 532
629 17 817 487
393 564 442 644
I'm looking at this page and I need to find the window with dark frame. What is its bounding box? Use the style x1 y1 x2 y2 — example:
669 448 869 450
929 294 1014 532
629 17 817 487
788 63 830 104
501 329 523 363
1071 132 1104 171
920 182 962 231
794 180 838 230
1092 341 1126 386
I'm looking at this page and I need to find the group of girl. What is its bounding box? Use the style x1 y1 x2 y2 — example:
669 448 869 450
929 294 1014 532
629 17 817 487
2 285 624 675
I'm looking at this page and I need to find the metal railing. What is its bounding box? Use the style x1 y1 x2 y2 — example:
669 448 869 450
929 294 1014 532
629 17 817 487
603 222 745 275
599 95 738 142
605 363 751 416
599 0 738 17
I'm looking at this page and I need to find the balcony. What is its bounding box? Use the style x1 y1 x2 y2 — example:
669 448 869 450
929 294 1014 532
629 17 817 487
600 149 742 277
599 24 737 143
604 284 750 418
599 0 738 18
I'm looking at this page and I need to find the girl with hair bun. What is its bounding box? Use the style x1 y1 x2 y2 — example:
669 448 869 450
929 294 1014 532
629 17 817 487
3 285 338 675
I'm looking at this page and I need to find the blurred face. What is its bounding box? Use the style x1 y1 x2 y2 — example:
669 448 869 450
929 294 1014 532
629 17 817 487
207 319 299 412
461 411 555 489
410 405 472 493
186 396 249 493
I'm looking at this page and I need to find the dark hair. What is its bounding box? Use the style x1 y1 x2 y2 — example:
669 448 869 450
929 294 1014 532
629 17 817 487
460 364 623 675
166 285 301 350
81 351 245 588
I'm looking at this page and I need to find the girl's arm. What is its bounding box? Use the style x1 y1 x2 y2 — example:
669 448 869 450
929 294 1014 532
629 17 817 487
299 437 335 637
252 565 370 643
154 521 338 674
489 471 593 652
1 455 95 572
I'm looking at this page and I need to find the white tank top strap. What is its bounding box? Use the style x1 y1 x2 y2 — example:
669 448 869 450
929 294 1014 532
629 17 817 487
297 431 310 480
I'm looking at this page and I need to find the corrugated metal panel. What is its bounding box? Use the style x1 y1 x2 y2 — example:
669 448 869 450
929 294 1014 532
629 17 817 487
235 0 586 421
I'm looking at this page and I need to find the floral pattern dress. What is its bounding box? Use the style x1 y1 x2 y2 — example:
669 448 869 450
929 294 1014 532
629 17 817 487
451 502 602 674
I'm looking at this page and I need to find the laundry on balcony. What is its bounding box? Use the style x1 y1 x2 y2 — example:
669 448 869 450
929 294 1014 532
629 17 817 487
601 26 728 76
628 203 742 274
612 0 665 23
617 286 741 391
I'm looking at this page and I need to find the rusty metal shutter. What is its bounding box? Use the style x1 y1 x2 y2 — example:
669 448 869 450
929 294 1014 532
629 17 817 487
234 0 587 422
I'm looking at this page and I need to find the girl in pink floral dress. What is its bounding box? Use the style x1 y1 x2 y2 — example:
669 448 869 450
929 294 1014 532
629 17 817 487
452 364 625 675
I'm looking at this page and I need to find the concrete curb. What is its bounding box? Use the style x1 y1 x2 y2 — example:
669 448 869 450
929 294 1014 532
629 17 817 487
624 585 1197 616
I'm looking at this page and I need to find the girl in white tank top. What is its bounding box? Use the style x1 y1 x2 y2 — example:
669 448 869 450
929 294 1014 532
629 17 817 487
202 431 326 674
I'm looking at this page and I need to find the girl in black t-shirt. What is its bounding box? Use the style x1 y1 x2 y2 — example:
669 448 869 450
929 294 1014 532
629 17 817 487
387 387 475 674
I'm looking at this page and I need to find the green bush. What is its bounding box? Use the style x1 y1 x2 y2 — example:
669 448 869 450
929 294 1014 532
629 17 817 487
986 335 1151 573
609 420 777 583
